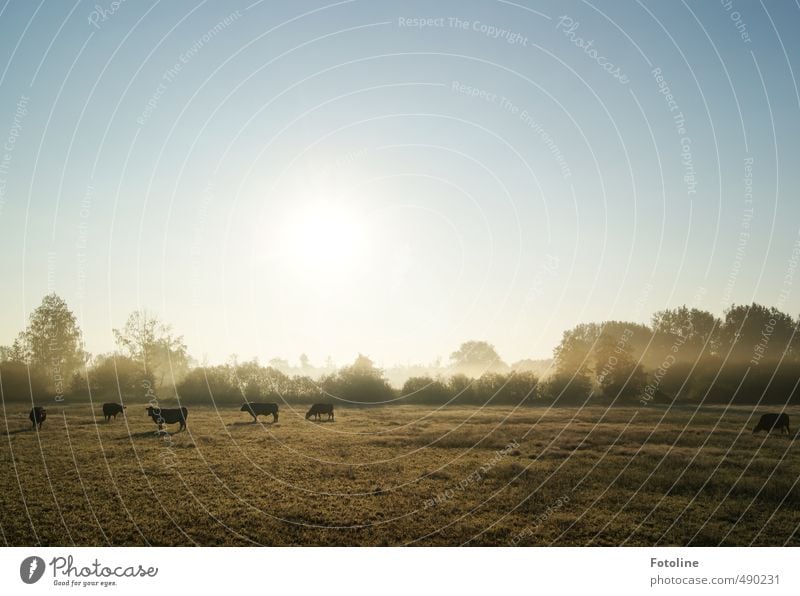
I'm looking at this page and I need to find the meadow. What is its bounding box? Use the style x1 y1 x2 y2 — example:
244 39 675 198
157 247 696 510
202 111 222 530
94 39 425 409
1 403 798 546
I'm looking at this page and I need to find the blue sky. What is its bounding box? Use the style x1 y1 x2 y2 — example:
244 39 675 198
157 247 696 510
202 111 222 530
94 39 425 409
0 0 798 367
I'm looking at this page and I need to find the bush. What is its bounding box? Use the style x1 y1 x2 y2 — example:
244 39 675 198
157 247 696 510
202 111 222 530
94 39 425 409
0 361 48 402
401 376 450 405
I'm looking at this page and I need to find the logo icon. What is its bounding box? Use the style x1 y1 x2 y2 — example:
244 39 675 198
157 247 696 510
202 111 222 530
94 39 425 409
20 556 46 584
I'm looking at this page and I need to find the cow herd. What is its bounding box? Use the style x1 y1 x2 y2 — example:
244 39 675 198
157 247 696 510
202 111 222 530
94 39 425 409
25 402 336 432
21 405 793 436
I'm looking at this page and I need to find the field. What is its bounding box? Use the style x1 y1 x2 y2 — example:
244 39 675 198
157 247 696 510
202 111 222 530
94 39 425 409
1 403 798 546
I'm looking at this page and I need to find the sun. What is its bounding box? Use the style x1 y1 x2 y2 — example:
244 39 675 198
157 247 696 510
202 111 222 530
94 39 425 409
280 202 366 275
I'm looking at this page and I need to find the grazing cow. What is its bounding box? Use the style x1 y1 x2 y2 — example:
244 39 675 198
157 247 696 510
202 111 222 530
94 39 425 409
305 403 334 421
29 407 47 430
146 406 188 431
240 402 279 423
102 403 126 422
753 413 790 435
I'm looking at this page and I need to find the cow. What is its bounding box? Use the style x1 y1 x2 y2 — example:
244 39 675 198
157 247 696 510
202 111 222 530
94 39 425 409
305 403 334 421
146 406 188 432
29 407 47 430
752 413 790 435
240 402 279 423
102 403 126 422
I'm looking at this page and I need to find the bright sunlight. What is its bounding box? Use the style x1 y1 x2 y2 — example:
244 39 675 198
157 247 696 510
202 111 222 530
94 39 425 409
279 202 367 277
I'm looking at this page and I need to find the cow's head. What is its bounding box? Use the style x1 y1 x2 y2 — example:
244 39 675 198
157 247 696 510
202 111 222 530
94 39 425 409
240 404 252 412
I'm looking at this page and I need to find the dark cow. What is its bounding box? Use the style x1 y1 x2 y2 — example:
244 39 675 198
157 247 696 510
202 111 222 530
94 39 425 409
240 402 279 423
29 407 47 430
102 403 126 422
305 403 334 421
753 413 790 435
146 406 188 431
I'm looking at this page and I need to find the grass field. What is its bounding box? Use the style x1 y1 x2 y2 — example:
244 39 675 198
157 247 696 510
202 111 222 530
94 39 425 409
1 403 798 546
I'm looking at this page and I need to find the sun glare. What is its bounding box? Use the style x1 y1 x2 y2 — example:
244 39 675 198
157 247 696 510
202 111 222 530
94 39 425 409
280 203 366 276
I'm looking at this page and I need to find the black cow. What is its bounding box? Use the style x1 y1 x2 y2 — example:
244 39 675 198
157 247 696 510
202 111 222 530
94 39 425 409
305 403 334 421
240 402 279 423
753 413 790 435
146 406 188 431
102 403 126 422
29 407 47 430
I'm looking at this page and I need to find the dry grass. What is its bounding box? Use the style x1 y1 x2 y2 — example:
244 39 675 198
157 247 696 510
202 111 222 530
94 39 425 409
1 403 798 546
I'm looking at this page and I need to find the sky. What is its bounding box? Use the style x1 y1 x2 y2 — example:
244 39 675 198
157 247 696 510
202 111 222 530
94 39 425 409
0 0 799 369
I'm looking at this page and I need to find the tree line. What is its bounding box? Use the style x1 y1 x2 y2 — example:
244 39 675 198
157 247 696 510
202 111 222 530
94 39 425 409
1 293 798 407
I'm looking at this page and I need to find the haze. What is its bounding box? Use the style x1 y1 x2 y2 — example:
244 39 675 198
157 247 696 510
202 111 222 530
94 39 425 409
1 0 798 368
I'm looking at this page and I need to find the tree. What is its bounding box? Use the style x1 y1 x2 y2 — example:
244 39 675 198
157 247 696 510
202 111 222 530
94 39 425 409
0 344 18 362
348 353 382 378
497 370 540 404
178 365 238 404
113 310 189 391
720 303 796 363
402 376 450 404
540 372 592 405
69 371 86 396
0 360 47 402
89 354 151 398
268 357 289 372
447 373 476 404
16 293 86 395
593 333 647 400
552 323 601 377
650 306 721 361
450 340 507 377
323 353 394 404
244 379 261 401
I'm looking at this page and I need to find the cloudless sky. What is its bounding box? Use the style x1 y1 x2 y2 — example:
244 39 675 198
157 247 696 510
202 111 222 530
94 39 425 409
0 0 799 368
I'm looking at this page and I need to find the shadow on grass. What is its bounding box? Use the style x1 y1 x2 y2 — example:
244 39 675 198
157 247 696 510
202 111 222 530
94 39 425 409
116 429 185 440
1 427 36 436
